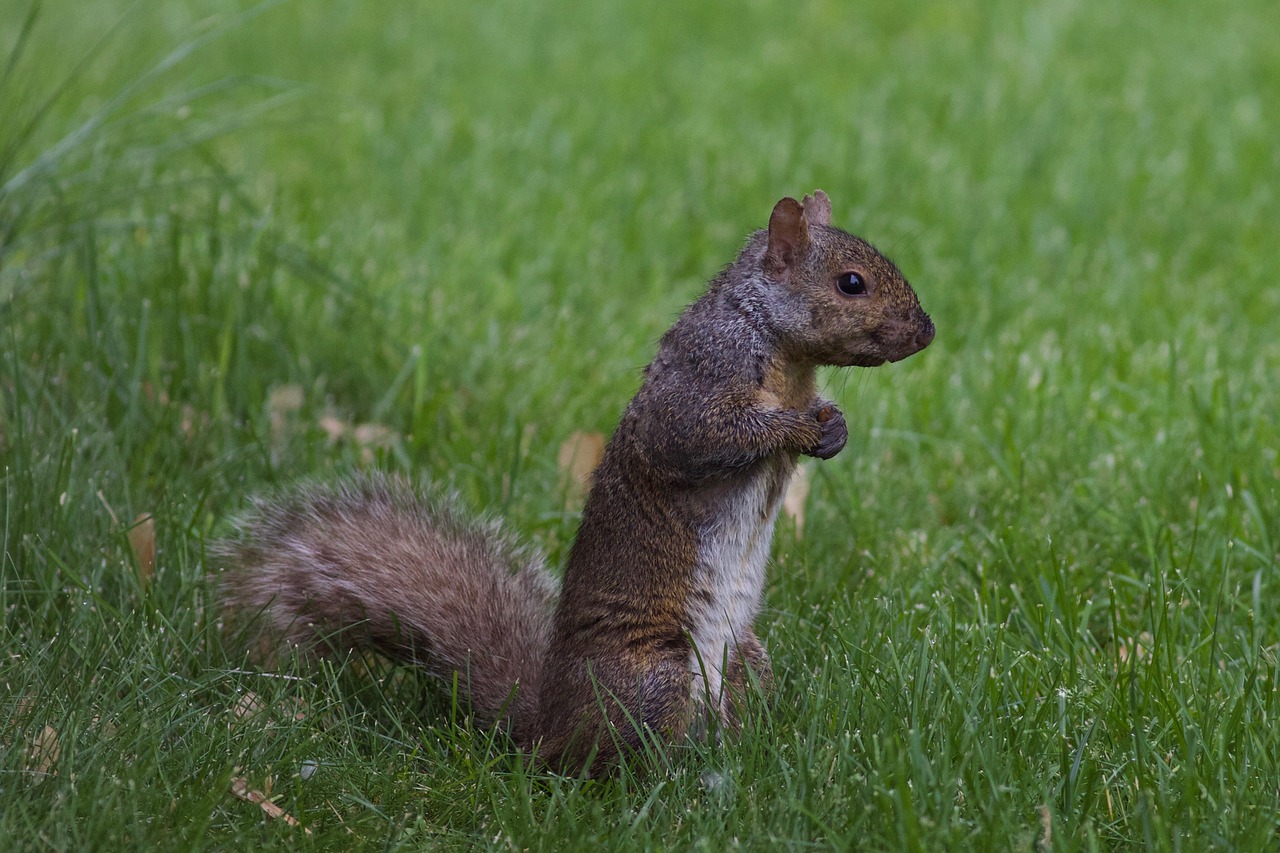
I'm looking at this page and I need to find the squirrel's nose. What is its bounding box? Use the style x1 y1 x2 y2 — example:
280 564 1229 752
915 315 936 351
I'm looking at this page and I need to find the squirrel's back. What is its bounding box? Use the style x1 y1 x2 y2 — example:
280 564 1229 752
214 472 556 741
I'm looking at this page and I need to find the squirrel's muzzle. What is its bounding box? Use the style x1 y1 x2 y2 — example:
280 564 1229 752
882 310 935 363
915 314 936 351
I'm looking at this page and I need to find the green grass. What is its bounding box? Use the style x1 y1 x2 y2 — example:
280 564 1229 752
3 0 1278 848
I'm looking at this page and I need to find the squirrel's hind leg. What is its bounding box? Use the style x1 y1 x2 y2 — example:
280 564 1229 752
722 627 774 728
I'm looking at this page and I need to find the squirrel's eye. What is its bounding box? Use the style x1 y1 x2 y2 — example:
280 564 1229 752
836 271 867 296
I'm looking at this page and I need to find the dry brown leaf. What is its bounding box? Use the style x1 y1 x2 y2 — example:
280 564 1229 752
557 431 605 508
179 403 206 438
128 513 156 586
318 415 349 442
28 725 60 778
355 422 396 463
1036 804 1052 852
353 422 394 447
232 691 265 720
268 384 305 414
230 776 311 834
783 464 812 539
91 714 119 742
97 490 121 530
141 381 170 405
268 384 305 440
1117 631 1153 665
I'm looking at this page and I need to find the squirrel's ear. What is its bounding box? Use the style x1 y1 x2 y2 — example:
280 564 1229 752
764 197 810 278
801 190 832 227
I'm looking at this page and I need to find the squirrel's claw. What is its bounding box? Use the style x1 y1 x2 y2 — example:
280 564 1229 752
804 403 848 460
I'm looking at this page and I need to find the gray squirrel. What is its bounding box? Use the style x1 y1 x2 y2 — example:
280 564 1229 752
215 190 934 773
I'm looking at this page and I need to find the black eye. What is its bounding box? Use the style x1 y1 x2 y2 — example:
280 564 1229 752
836 271 867 296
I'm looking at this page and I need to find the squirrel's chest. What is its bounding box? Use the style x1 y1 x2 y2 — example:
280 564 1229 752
686 456 794 707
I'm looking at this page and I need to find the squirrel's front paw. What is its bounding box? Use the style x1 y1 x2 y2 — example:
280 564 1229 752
803 401 848 460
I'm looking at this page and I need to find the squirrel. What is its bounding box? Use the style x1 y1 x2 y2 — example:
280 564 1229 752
214 190 934 774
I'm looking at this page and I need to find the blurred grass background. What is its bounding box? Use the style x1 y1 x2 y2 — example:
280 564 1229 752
2 0 1278 848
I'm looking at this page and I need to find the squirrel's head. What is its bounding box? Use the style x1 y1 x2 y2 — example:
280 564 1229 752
759 190 934 368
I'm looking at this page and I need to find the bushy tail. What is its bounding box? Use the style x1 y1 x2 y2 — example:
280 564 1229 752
212 473 556 737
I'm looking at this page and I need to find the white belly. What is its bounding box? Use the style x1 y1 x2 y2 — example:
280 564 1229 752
687 464 788 715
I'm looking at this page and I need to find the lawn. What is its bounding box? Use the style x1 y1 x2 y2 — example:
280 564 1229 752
2 0 1278 848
